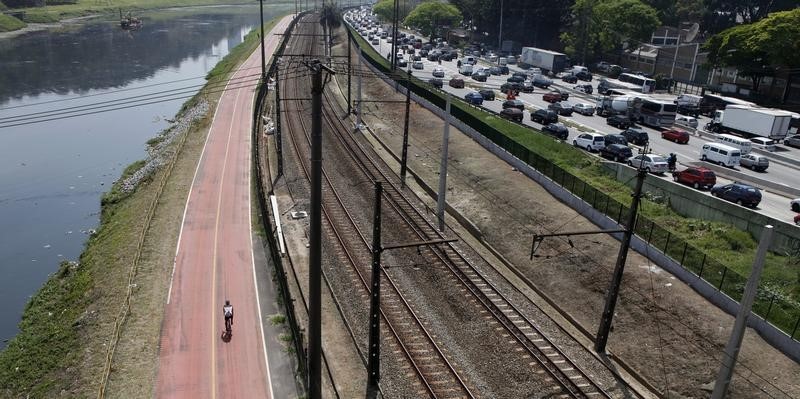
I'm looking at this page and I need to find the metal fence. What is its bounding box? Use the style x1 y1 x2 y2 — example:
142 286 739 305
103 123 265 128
353 32 800 342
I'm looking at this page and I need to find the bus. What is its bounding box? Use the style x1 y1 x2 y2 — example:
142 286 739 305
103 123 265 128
618 73 656 93
699 93 757 116
635 96 677 128
597 78 643 95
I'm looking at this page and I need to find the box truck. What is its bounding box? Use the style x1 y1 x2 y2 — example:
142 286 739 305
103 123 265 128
519 47 567 73
705 105 792 141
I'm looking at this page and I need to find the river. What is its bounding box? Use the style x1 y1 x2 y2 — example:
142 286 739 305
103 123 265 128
0 4 291 347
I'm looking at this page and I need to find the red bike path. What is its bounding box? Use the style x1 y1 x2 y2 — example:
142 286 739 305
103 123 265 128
155 16 293 399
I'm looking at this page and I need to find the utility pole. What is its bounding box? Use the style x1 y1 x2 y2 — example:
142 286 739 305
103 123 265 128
259 0 266 78
390 0 400 70
275 61 284 177
595 155 648 354
356 53 363 130
497 0 504 52
347 28 353 115
365 182 383 399
400 70 411 186
436 93 451 232
306 60 334 399
711 225 774 399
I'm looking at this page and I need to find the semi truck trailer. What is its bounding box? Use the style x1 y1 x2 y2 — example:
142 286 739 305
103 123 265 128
519 47 567 73
705 105 792 141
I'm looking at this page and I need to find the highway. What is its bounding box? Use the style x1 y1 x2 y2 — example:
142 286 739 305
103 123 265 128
155 16 293 399
347 10 800 224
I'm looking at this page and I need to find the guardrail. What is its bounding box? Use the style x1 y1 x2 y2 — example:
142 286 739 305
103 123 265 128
347 25 800 355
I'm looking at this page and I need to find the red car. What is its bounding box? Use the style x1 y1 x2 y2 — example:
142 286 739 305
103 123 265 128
672 166 716 189
795 213 800 225
662 128 690 144
542 92 562 103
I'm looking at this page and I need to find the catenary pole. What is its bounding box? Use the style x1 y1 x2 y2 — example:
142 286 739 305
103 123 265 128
259 0 266 78
400 70 411 186
365 182 383 399
308 61 323 399
436 92 451 232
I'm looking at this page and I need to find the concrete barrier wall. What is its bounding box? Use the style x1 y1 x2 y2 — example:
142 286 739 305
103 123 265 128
604 162 800 254
354 43 800 363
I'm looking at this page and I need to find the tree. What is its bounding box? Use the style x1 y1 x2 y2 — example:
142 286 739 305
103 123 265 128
372 0 414 23
403 2 463 38
701 0 798 33
561 0 660 65
704 9 800 91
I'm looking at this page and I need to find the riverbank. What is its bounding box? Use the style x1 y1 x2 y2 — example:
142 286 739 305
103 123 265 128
0 0 293 35
0 15 281 397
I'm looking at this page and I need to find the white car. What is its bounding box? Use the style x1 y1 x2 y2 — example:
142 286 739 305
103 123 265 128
750 137 777 152
675 115 698 128
572 103 595 116
412 60 424 70
573 133 605 152
791 198 800 212
627 154 669 174
432 66 445 78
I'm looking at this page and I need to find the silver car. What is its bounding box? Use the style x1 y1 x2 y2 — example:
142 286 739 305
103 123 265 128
572 103 595 116
627 154 668 174
739 153 769 172
785 135 800 149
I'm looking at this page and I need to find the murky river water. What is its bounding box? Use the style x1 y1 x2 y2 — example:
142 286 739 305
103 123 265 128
0 4 290 346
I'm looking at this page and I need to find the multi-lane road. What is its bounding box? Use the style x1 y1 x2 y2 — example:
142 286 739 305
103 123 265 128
348 10 800 223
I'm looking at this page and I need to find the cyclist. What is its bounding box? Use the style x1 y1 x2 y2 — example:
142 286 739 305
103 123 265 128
223 300 234 334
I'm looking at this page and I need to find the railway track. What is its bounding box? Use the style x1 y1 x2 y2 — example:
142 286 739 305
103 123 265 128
278 12 621 398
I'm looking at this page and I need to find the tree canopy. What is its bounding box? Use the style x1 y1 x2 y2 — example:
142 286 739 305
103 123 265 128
704 8 800 90
403 1 462 38
561 0 660 65
372 0 415 23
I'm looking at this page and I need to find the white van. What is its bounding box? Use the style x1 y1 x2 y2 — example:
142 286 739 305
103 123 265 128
701 143 741 167
461 55 476 65
498 57 508 66
675 94 702 106
458 63 473 75
716 133 753 154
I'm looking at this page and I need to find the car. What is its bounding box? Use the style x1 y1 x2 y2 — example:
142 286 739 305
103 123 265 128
627 154 669 174
507 75 525 83
607 115 633 129
572 103 595 116
531 75 552 88
530 109 558 124
412 54 421 61
561 74 578 83
672 167 716 189
551 88 569 101
419 49 429 57
739 153 769 172
599 144 634 162
412 60 424 69
711 183 762 208
594 61 611 72
471 70 489 82
489 66 503 75
428 78 444 88
750 137 777 152
575 70 593 81
371 38 380 45
499 107 524 122
500 82 522 95
542 123 569 140
521 81 535 93
676 104 701 117
791 198 800 212
604 134 627 146
674 115 698 128
574 84 593 94
573 132 605 152
548 102 573 116
498 66 510 75
448 77 465 88
502 99 525 110
661 128 690 144
621 128 649 146
795 213 800 225
785 135 800 149
542 92 562 103
397 58 408 67
512 71 527 79
464 91 484 105
478 89 495 101
432 66 445 78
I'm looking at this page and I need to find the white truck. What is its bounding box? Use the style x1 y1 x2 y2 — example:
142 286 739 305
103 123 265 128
705 105 793 141
519 47 567 73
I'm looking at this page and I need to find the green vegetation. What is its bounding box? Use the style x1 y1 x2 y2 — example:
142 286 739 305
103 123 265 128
0 15 283 396
0 13 25 31
371 0 413 23
269 314 287 325
403 1 462 38
704 8 800 91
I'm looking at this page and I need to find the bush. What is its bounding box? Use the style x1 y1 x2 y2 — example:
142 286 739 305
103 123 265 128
0 14 26 32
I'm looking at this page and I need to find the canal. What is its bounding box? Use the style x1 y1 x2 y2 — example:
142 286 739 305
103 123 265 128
0 4 292 347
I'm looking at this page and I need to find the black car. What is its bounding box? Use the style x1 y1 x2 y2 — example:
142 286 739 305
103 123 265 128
575 70 593 81
574 84 593 94
561 74 578 83
606 115 632 129
620 128 649 145
677 103 701 117
507 75 525 83
530 109 558 124
542 123 569 140
428 78 443 88
521 81 535 93
502 99 525 110
500 82 522 95
419 49 429 57
478 89 495 101
604 134 628 146
499 107 524 122
599 144 633 162
548 102 573 116
711 183 762 208
498 66 510 75
397 59 408 67
489 66 503 75
512 71 527 79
